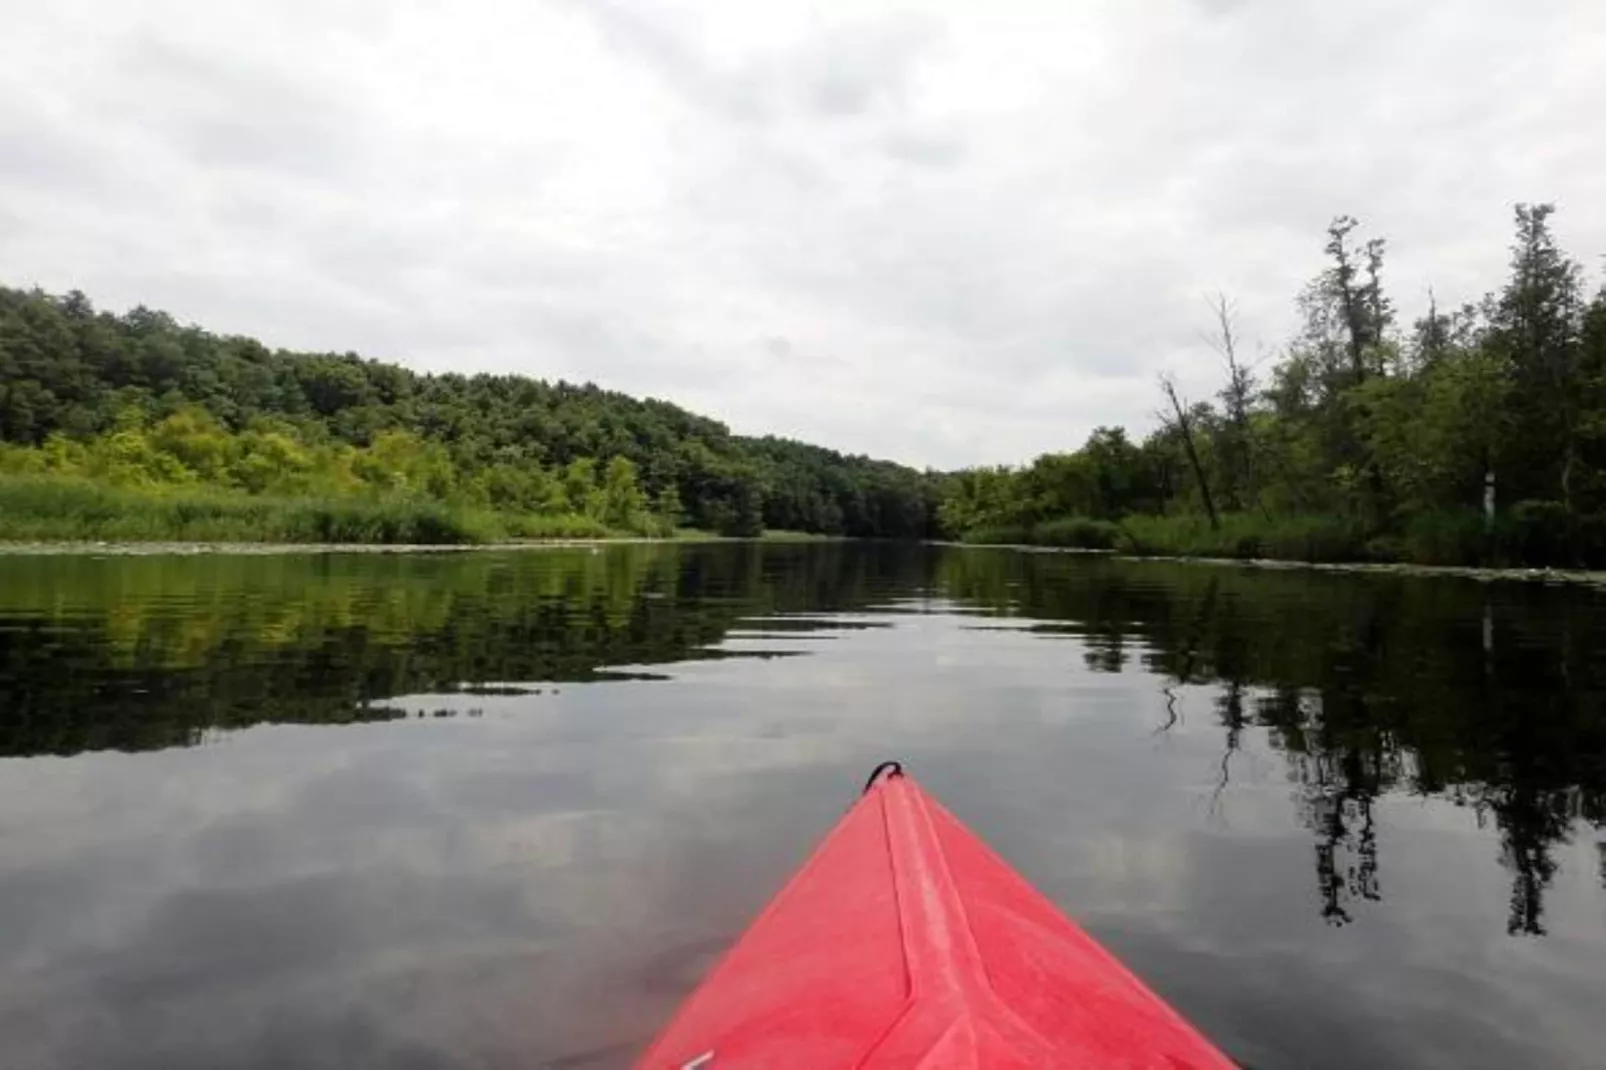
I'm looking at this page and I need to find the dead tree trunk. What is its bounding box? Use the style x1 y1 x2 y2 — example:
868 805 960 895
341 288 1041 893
1160 374 1219 530
1206 292 1256 511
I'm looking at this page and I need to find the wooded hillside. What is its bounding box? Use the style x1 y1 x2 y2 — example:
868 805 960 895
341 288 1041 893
0 287 938 539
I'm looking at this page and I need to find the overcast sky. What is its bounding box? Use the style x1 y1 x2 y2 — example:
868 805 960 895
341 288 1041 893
3 1 1604 468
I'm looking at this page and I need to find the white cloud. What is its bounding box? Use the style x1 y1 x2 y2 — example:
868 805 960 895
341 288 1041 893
2 0 1603 467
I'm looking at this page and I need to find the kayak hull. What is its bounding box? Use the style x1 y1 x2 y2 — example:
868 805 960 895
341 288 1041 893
634 768 1234 1069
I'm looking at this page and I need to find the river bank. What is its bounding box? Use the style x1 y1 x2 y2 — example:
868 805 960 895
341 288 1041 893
0 539 641 556
0 529 841 556
947 539 1606 589
8 537 1606 591
955 509 1606 573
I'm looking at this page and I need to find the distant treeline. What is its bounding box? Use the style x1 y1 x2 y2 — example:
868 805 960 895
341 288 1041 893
9 201 1606 560
943 204 1606 568
0 286 939 540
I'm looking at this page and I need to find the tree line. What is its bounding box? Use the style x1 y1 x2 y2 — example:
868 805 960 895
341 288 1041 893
941 204 1606 567
0 286 939 539
7 203 1604 558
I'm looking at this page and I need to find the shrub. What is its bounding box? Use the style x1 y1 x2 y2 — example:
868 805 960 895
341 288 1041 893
0 476 491 544
1574 514 1606 568
499 512 615 540
1397 510 1490 567
958 524 1033 546
1115 513 1365 563
1255 515 1366 563
1503 500 1571 567
1032 516 1121 549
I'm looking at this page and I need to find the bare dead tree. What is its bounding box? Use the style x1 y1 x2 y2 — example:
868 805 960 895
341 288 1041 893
1158 373 1219 530
1203 292 1257 511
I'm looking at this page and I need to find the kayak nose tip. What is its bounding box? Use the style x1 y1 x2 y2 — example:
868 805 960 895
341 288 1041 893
862 760 905 794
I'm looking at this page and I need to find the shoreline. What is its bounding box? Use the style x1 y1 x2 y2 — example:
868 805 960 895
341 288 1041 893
0 538 672 556
1133 550 1606 588
0 532 844 556
949 539 1606 588
8 536 1604 588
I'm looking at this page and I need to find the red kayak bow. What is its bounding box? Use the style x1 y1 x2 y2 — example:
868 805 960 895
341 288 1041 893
635 763 1235 1068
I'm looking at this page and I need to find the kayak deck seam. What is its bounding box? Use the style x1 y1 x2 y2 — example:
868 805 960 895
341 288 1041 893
851 778 1063 1065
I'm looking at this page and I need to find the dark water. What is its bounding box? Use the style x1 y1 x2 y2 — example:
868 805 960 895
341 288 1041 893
1 544 1604 1069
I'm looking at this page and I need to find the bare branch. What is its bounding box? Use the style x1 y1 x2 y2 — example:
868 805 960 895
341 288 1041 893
1202 292 1240 371
1157 373 1220 529
1201 293 1257 511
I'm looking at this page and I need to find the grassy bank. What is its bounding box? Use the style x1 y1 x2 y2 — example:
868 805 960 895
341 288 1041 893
1116 514 1365 563
758 529 847 542
958 517 1123 550
959 507 1602 569
0 477 624 545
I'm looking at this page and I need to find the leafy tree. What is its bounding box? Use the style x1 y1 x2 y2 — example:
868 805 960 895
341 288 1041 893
1488 204 1586 512
601 456 649 530
938 203 1606 566
0 284 940 539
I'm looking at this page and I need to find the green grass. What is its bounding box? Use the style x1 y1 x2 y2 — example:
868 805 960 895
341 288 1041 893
498 512 617 540
0 476 641 545
957 517 1121 550
957 524 1032 546
758 529 842 542
657 528 838 542
957 507 1606 568
1114 513 1367 563
664 527 721 541
1031 516 1122 549
959 512 1372 563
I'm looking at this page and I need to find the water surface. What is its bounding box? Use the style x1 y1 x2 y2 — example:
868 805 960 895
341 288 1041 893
1 543 1603 1068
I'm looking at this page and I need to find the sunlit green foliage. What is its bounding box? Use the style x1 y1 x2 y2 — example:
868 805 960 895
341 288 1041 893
0 405 657 541
0 287 938 540
0 476 627 544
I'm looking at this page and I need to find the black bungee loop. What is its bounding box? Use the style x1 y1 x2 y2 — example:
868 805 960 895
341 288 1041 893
862 760 905 794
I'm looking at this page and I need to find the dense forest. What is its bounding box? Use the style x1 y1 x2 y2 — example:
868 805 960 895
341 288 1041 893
942 204 1606 567
0 287 939 542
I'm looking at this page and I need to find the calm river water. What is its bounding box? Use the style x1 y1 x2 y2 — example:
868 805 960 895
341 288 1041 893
1 543 1603 1069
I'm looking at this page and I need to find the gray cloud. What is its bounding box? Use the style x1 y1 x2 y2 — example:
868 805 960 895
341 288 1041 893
112 35 368 178
1 0 1603 467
